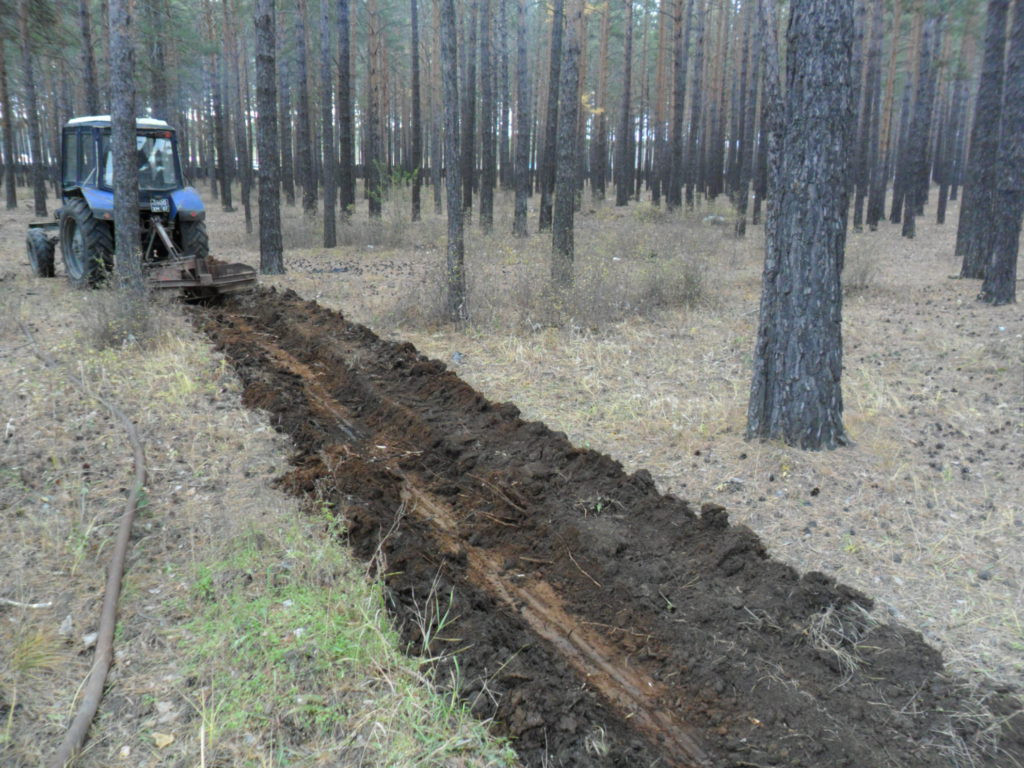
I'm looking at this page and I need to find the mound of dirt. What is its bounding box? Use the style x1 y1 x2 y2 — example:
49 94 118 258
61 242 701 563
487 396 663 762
196 288 1023 768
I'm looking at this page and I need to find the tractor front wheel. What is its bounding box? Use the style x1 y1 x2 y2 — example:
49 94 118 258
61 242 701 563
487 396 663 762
27 228 56 277
60 198 114 288
178 220 209 260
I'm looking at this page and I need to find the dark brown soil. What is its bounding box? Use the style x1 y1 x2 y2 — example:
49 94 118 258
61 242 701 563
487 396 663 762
195 288 1024 768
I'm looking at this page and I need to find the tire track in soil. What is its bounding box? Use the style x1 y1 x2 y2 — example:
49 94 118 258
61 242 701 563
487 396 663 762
195 288 1023 768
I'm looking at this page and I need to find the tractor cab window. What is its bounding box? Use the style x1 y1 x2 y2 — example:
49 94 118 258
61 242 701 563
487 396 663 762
100 132 180 191
62 131 81 185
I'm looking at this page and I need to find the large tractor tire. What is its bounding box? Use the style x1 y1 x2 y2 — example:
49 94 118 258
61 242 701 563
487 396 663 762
26 228 56 277
60 197 114 288
178 220 209 259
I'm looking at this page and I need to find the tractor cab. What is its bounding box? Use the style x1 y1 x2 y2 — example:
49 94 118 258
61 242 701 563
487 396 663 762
59 116 205 230
27 115 255 296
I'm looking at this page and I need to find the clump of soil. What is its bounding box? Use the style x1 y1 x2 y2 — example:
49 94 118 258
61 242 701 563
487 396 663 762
198 288 1023 767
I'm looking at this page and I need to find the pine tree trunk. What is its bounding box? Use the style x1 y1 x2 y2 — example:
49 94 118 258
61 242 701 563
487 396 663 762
479 0 496 230
80 0 101 115
667 0 692 209
224 0 252 231
367 0 384 217
866 0 900 230
460 0 479 213
901 13 941 239
734 0 761 237
552 0 582 286
430 0 444 214
291 0 316 215
440 0 466 321
957 0 1008 279
538 0 564 227
1 42 16 210
498 0 512 190
337 0 354 216
255 0 285 273
684 0 705 207
319 0 337 244
109 0 143 294
411 0 423 221
615 0 633 206
277 25 295 206
19 0 47 217
591 0 611 200
980 0 1023 305
513 0 531 236
852 0 882 231
748 0 854 450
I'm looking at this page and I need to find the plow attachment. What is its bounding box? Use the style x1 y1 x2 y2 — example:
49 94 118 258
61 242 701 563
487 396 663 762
147 256 258 297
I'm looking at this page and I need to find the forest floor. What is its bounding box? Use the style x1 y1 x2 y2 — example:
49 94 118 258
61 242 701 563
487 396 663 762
0 183 1021 767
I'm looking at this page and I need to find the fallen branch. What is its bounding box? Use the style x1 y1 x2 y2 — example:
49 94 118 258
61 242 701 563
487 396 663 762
18 320 147 768
0 597 53 609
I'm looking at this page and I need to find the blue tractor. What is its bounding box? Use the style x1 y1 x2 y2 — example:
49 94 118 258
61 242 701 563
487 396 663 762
27 116 255 295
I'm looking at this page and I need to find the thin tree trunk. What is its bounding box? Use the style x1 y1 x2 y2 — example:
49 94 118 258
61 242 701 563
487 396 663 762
552 0 582 286
957 0 1008 279
615 0 633 206
461 0 479 212
337 0 354 216
320 0 337 245
19 0 47 217
277 20 295 206
109 0 143 294
513 0 531 236
440 0 466 321
411 0 423 221
538 0 564 227
667 0 693 209
685 0 705 207
866 0 901 230
256 0 284 273
80 0 101 115
734 0 761 237
980 0 1024 305
1 42 16 210
367 0 384 217
225 0 253 231
591 0 611 200
479 0 496 230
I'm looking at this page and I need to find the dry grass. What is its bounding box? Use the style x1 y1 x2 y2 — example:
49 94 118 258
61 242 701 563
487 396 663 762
0 191 515 767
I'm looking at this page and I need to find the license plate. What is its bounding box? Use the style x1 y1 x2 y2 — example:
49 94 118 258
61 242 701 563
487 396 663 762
149 198 170 213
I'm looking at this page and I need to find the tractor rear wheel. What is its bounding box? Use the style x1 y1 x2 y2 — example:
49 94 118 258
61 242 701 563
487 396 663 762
60 198 114 288
178 220 209 259
27 228 56 277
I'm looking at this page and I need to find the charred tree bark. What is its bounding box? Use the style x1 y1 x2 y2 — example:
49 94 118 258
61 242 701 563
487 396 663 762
256 0 285 274
440 0 466 321
337 0 354 216
19 0 47 217
958 0 1009 279
748 0 854 451
980 0 1024 305
539 0 564 228
552 0 582 286
615 0 633 206
513 0 531 236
